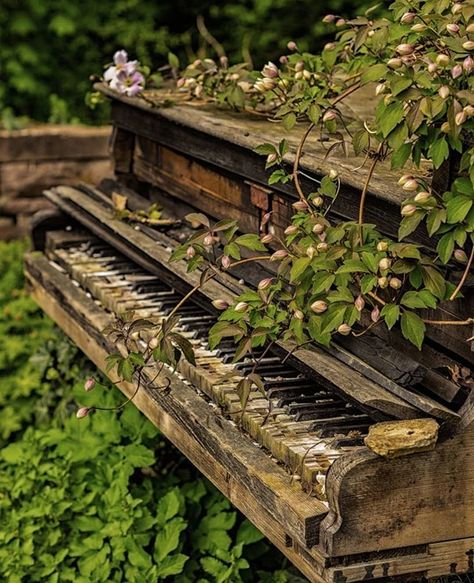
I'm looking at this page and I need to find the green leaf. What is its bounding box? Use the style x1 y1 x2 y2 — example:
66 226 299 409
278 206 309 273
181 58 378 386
378 101 404 138
253 143 277 155
391 143 412 169
400 311 426 350
307 103 321 124
428 138 449 169
398 211 424 240
335 260 369 274
446 196 473 224
156 553 188 577
437 232 455 264
381 303 400 330
421 266 446 300
154 517 187 562
400 291 427 309
234 234 267 251
311 272 335 294
168 52 180 69
390 76 412 96
282 112 296 131
426 208 446 236
290 257 311 282
361 63 388 83
156 489 181 525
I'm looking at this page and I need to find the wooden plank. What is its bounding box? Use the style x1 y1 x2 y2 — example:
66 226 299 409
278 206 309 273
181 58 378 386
320 421 474 555
24 253 329 562
0 125 111 162
44 184 422 421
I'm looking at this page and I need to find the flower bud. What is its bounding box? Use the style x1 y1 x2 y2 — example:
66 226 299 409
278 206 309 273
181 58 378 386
464 56 474 72
306 245 317 258
221 255 231 269
294 309 305 320
396 43 415 55
313 196 324 207
454 249 468 263
76 407 91 419
287 41 298 51
148 337 159 349
401 204 417 216
428 62 438 74
387 58 403 69
335 18 346 27
295 60 305 72
452 64 463 79
378 276 389 289
329 168 339 180
375 83 386 96
455 111 467 125
414 191 431 203
371 306 380 323
261 212 272 226
292 200 308 211
464 105 474 117
337 323 352 335
311 300 328 313
186 246 196 258
452 2 463 14
260 233 273 244
177 78 186 88
258 277 273 290
262 61 279 78
467 23 474 33
441 121 451 133
402 179 419 192
303 69 312 80
377 241 389 252
401 12 416 24
411 23 427 32
212 299 229 310
266 153 278 165
463 41 474 51
285 225 299 235
355 295 365 312
389 277 402 289
294 71 303 80
322 14 336 23
323 110 337 122
204 234 215 246
312 223 325 234
324 42 337 51
379 257 392 271
447 23 460 34
279 55 289 65
235 301 249 313
436 54 450 66
84 378 95 392
270 249 289 261
439 85 450 99
398 174 412 186
220 56 228 68
317 242 328 252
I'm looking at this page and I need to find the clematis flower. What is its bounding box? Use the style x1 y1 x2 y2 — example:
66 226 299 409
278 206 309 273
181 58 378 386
104 50 138 82
113 71 145 97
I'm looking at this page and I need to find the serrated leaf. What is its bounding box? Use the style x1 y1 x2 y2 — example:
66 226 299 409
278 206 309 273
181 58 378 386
290 257 311 282
361 63 387 83
234 234 267 251
398 211 424 240
446 196 472 224
381 303 400 329
156 554 188 578
400 311 425 350
421 266 446 300
378 101 404 138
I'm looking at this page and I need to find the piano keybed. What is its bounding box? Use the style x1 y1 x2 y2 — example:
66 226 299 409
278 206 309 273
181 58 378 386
48 234 375 499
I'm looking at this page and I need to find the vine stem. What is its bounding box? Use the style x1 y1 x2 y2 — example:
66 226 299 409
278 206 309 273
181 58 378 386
93 368 145 412
449 246 474 301
166 271 217 321
357 142 384 242
422 317 474 326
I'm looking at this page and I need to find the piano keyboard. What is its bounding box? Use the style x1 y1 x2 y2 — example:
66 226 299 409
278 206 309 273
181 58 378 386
48 234 376 499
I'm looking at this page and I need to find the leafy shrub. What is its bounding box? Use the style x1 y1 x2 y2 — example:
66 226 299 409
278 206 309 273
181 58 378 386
0 241 306 582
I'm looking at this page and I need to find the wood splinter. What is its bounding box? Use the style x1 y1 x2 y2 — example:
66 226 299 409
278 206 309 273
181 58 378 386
364 418 439 458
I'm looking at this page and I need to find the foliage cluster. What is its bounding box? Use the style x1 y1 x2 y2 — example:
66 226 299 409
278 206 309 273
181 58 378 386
0 241 304 583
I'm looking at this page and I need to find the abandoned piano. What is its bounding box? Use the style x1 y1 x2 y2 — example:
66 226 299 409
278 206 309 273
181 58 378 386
25 84 474 582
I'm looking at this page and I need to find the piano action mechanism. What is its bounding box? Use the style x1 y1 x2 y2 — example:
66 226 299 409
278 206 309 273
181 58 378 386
24 85 474 582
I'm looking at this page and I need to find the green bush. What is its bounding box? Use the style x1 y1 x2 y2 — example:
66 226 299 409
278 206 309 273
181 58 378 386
1 0 382 124
0 240 306 582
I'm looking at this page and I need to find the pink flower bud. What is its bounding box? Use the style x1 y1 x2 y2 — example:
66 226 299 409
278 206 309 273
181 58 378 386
337 323 352 335
355 295 365 312
400 12 416 24
401 204 417 216
436 54 450 66
279 55 289 65
284 225 299 235
464 56 474 72
306 245 316 259
221 255 231 269
378 276 389 289
292 200 309 211
261 212 272 225
464 105 474 117
258 277 273 290
84 378 95 392
455 111 467 125
76 407 91 419
204 234 215 246
235 301 249 313
398 174 412 186
295 60 305 72
186 246 196 258
212 299 230 310
463 41 474 51
379 257 392 271
311 300 328 314
322 14 336 23
402 179 419 192
260 233 274 244
452 64 463 79
389 277 402 289
454 249 468 263
312 223 325 234
396 43 415 55
177 78 186 88
371 306 380 323
323 110 337 122
414 191 431 203
220 56 228 68
294 309 304 320
335 18 346 27
270 249 289 261
439 85 450 99
287 41 298 51
387 58 403 69
377 241 389 252
452 2 463 14
313 196 324 207
266 152 278 164
411 23 427 32
446 23 460 35
316 242 328 252
324 42 337 51
262 61 279 78
427 62 438 74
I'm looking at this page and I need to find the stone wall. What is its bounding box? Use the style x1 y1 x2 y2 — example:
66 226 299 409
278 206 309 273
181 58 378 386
0 125 113 239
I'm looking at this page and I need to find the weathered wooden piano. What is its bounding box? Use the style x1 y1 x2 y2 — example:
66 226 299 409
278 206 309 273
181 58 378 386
25 84 474 582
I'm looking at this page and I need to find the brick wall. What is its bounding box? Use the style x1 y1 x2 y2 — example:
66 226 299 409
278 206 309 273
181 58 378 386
0 125 113 239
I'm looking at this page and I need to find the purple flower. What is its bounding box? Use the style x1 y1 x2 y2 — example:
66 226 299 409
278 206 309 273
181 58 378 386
113 71 145 97
104 50 144 95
